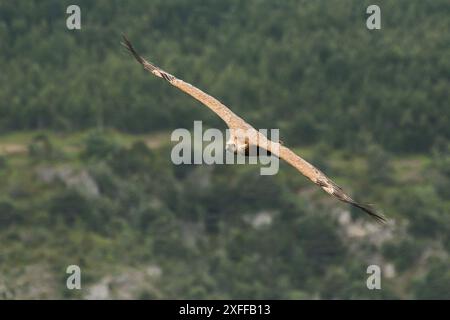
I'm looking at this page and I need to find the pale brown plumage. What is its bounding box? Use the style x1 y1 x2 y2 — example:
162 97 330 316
122 35 386 223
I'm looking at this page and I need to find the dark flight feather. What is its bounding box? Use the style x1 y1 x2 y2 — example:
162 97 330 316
330 183 386 224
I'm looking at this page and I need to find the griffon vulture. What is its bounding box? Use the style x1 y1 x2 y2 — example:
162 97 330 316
122 35 386 223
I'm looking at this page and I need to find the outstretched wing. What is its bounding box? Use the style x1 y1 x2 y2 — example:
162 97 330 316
121 35 248 130
258 138 386 223
122 35 385 224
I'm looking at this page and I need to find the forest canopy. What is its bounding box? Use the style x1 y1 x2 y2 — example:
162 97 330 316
0 0 448 153
0 0 448 300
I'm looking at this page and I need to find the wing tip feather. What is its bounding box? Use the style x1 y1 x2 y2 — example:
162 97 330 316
350 201 387 224
325 181 387 224
121 34 147 66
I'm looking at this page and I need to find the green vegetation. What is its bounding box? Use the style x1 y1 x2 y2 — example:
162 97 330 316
0 0 448 299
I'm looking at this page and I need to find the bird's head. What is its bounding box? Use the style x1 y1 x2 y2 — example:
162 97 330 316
226 135 248 155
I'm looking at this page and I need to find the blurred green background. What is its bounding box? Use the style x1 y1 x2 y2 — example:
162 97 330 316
0 0 449 299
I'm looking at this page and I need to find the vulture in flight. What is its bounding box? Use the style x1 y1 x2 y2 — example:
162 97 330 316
122 35 386 223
